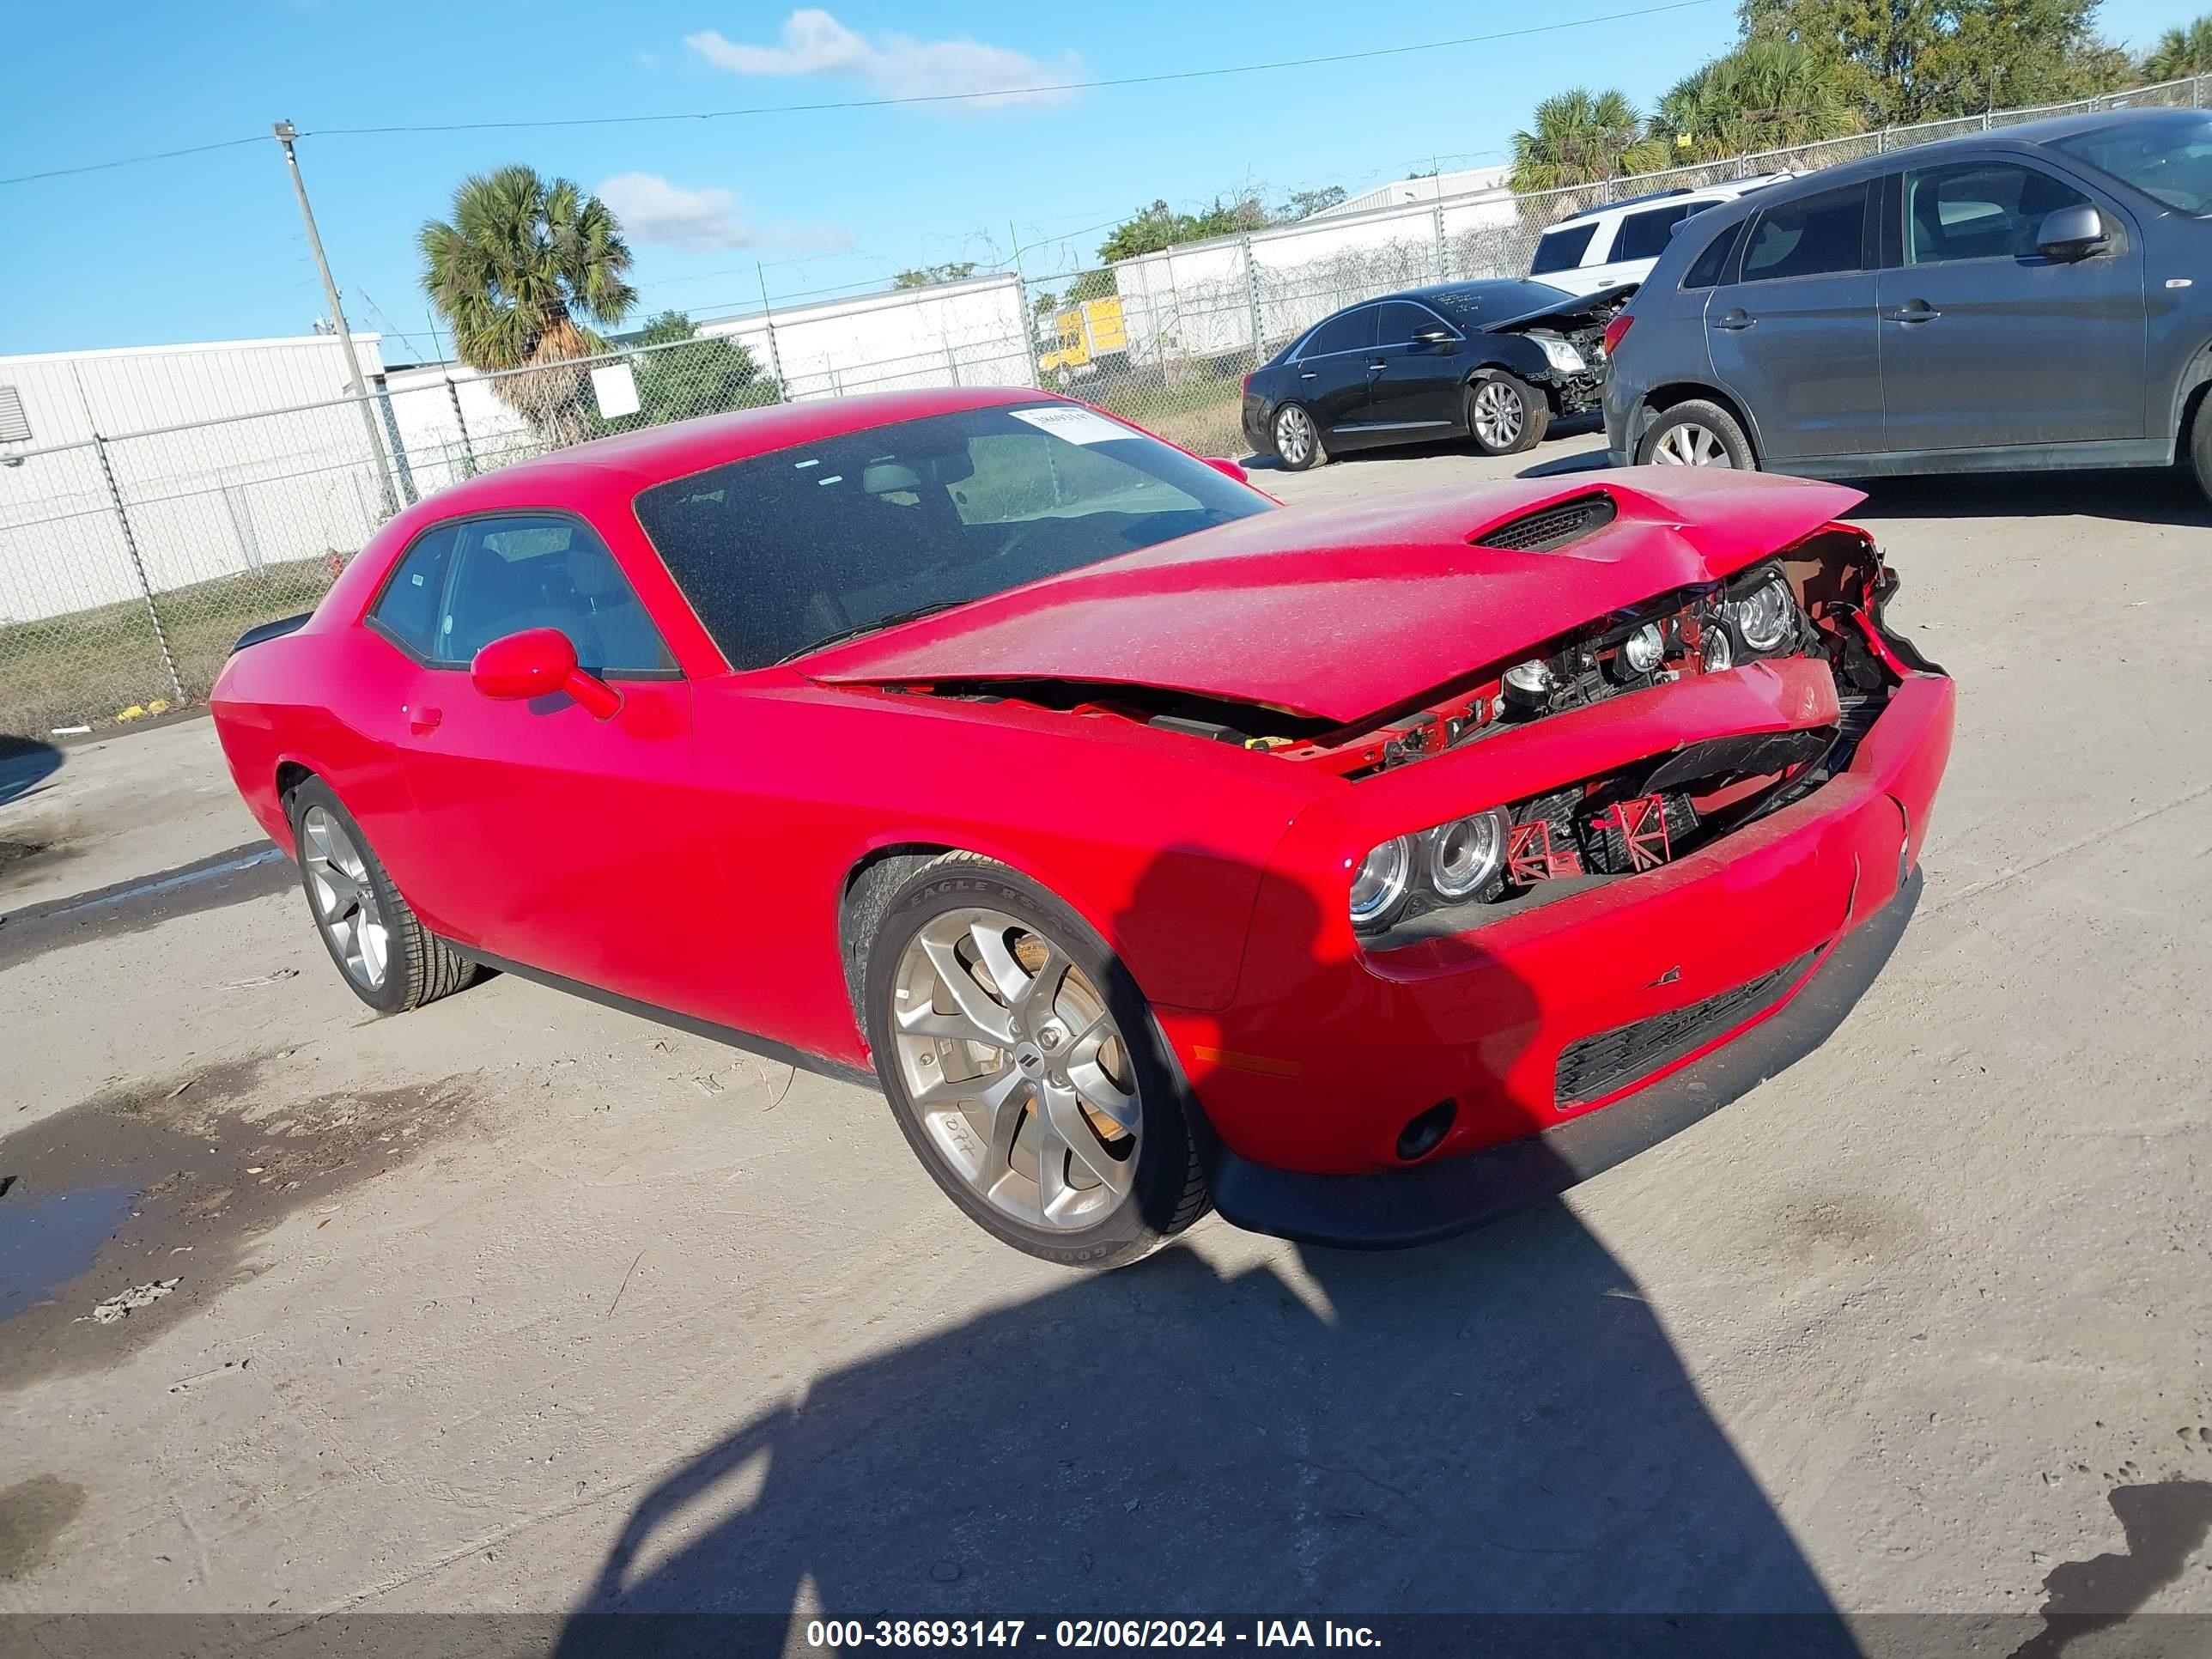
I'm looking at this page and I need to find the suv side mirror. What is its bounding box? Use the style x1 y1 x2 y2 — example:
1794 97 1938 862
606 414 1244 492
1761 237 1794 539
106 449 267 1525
2036 204 2108 261
471 627 623 720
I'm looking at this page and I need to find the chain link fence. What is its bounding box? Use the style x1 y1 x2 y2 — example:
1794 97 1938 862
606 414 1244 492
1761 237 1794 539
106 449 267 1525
3 73 2204 743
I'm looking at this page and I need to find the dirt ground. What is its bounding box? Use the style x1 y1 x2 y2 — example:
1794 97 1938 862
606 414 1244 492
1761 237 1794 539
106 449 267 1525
4 431 2211 1648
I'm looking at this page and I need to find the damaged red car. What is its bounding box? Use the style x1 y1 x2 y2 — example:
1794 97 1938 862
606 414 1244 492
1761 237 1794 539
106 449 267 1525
211 388 1953 1267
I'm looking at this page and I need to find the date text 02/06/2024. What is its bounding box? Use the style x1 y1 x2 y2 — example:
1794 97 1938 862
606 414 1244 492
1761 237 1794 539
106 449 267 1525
804 1620 1382 1649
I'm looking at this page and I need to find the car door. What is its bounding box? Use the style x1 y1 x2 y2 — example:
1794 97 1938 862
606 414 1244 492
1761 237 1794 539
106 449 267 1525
1877 157 2147 452
1705 179 1885 463
363 509 702 1001
1288 304 1381 442
1365 301 1466 432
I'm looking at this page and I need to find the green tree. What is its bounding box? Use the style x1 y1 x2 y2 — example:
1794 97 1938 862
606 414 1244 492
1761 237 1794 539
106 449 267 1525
617 310 779 430
2146 14 2212 78
1740 0 2118 124
1651 39 1863 161
1510 88 1667 191
1097 196 1267 261
892 261 981 289
419 166 635 446
1275 185 1349 221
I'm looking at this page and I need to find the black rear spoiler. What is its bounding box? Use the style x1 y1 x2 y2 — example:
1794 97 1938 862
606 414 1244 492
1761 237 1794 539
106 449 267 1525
231 613 312 654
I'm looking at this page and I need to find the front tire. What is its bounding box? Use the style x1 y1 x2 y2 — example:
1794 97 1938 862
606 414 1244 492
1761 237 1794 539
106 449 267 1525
1467 373 1549 456
288 778 477 1015
1271 402 1325 471
2189 391 2212 507
863 853 1209 1268
1638 399 1757 470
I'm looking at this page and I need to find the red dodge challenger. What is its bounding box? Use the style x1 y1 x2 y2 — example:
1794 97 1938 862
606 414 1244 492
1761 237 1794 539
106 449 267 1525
212 387 1952 1267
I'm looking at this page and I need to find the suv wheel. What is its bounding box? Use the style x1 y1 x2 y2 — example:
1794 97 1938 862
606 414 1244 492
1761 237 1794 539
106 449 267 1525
1638 400 1756 470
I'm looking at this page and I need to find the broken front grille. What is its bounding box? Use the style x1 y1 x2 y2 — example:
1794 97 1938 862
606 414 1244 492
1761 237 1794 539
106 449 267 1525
1553 949 1820 1107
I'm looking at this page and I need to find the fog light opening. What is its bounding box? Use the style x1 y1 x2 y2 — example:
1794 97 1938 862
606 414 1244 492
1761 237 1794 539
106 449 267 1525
1395 1098 1458 1162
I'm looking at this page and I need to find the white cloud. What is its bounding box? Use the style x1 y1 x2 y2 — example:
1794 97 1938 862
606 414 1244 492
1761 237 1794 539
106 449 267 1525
684 9 1081 111
598 173 753 252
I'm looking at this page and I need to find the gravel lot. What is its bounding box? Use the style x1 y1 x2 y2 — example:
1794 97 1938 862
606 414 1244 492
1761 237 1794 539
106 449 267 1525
4 428 2211 1645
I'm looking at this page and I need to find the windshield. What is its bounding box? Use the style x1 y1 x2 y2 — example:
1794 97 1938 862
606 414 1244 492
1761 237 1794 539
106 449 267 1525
634 403 1273 669
2053 114 2212 215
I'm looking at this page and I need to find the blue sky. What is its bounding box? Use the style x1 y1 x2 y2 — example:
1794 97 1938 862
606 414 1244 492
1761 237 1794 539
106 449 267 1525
1 0 2195 359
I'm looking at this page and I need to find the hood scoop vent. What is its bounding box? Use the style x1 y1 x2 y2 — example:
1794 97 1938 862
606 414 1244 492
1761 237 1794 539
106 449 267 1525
1471 491 1618 553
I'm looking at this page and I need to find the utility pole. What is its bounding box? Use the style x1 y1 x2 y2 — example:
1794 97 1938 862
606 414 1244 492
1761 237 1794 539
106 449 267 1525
272 119 399 516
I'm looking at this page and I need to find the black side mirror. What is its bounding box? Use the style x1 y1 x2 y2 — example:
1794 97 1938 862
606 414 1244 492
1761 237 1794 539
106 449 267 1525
1413 325 1457 350
2036 203 2108 261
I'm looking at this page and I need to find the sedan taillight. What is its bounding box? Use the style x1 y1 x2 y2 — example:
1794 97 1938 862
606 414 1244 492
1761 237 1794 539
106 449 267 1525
1601 313 1635 358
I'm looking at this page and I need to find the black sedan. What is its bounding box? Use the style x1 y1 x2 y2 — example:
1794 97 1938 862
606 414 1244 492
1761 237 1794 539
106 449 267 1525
1242 280 1631 471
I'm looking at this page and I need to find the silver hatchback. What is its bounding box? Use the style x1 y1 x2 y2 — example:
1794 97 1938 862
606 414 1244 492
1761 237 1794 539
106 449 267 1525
1602 107 2212 502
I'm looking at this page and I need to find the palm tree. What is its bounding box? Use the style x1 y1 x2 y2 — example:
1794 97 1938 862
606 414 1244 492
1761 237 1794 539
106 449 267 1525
1510 89 1662 192
1652 41 1862 164
2146 15 2212 81
420 167 637 447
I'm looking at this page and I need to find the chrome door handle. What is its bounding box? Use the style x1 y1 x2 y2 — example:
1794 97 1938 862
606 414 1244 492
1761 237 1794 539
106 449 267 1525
1712 310 1755 331
1298 371 1318 380
1885 301 1940 324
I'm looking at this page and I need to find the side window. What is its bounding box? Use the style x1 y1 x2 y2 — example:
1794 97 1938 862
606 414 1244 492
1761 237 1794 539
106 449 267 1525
1301 306 1377 358
1682 219 1745 289
369 524 460 659
1378 302 1451 346
1613 203 1698 264
1531 222 1599 275
1740 184 1869 283
437 514 674 677
1905 161 2093 264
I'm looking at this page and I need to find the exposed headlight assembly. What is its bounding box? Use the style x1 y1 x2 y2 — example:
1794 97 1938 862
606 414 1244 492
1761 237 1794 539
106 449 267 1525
1352 808 1512 930
1536 337 1587 375
1733 575 1796 652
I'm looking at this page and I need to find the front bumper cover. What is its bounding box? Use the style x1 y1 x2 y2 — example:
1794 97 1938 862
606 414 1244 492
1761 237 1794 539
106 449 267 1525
1206 869 1920 1249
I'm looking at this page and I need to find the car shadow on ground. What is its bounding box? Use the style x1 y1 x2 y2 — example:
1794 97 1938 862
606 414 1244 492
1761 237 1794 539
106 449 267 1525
0 738 64 811
550 845 1862 1657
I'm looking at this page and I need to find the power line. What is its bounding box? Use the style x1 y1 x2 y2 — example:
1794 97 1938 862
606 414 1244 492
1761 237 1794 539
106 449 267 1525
0 134 264 186
306 0 1727 136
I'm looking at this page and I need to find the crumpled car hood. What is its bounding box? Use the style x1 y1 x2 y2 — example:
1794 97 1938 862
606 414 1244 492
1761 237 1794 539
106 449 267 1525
799 469 1867 725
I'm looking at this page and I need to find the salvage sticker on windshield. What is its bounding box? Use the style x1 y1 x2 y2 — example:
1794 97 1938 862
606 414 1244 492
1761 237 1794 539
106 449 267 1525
1009 405 1133 445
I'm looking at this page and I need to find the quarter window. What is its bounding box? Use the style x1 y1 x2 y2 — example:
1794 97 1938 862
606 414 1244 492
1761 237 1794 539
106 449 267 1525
1904 161 2094 264
1301 307 1377 357
1682 219 1745 289
379 514 674 676
1740 183 1869 283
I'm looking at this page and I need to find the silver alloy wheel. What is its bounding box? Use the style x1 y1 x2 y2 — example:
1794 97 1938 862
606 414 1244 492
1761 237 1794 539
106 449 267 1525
1651 422 1733 467
890 908 1140 1231
1471 380 1525 449
301 805 389 991
1274 404 1316 467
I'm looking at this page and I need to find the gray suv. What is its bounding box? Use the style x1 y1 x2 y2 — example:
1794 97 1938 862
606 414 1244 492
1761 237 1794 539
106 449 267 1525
1602 107 2212 501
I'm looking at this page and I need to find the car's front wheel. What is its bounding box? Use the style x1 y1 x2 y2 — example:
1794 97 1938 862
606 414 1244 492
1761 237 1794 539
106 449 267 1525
1638 399 1756 469
1272 402 1325 471
864 853 1209 1267
1467 374 1549 456
288 777 477 1015
2189 392 2212 506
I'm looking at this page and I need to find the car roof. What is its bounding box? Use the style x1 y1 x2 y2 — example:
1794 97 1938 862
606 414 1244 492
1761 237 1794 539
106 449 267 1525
408 386 1048 512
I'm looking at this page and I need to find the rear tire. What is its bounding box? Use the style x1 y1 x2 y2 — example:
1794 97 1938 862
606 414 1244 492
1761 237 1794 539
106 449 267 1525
288 778 477 1015
1467 374 1550 456
2189 390 2212 507
1272 402 1326 471
1638 399 1757 470
864 852 1209 1268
